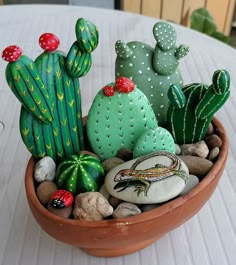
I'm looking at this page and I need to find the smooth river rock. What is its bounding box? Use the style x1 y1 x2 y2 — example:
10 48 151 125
112 202 141 219
205 134 222 149
105 151 189 204
180 140 209 158
36 180 58 205
34 156 56 183
179 155 213 177
179 174 199 196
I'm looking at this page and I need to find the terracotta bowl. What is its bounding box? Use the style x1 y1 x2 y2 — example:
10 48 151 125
25 117 228 257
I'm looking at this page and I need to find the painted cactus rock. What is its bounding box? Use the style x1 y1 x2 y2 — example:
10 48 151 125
3 18 99 161
105 151 189 204
115 22 189 126
133 127 176 158
86 77 158 160
56 154 105 195
167 69 230 144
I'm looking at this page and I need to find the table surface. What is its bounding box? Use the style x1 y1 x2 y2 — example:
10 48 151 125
0 4 236 265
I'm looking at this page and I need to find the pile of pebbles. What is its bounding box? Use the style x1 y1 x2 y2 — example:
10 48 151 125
35 123 222 221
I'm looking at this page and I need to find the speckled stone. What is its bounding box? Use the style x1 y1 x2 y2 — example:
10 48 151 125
102 157 125 173
179 174 199 195
73 192 113 221
36 180 58 205
207 147 220 161
179 155 213 177
112 202 141 219
180 140 209 158
47 201 72 219
205 134 222 149
34 156 56 183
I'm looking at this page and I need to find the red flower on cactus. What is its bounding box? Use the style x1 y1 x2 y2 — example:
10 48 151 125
39 33 60 52
115 77 135 93
2 45 22 62
103 85 115 97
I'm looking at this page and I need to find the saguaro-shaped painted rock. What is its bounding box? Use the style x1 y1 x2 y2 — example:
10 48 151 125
167 69 230 144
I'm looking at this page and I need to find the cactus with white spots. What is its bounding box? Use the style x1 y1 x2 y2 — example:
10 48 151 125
3 18 99 161
167 69 230 144
86 77 158 160
115 22 189 126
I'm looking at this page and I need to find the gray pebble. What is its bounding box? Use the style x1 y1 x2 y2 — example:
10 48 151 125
34 156 56 182
113 202 141 219
179 155 213 178
179 174 199 195
99 184 110 200
141 204 160 212
180 140 209 158
205 134 222 149
175 144 181 155
102 157 124 173
207 147 220 161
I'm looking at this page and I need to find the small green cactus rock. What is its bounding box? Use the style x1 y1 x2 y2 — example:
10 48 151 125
3 18 99 161
167 69 230 144
115 21 189 126
133 127 176 158
86 77 158 160
56 154 104 195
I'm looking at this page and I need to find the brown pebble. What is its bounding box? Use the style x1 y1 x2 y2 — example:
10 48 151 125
117 147 133 161
36 181 58 205
205 134 222 149
47 201 72 219
207 147 220 161
179 155 213 178
102 157 124 173
79 150 100 160
206 123 215 136
109 196 122 208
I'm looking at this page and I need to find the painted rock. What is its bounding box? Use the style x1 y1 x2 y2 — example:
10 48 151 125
56 154 104 195
73 192 113 221
34 156 56 183
86 78 158 160
105 151 189 204
51 189 74 208
133 127 175 158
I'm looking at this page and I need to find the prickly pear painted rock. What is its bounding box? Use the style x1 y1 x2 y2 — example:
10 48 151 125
2 18 99 161
56 154 105 195
105 151 189 204
86 77 158 160
133 127 176 158
115 22 189 126
167 69 230 144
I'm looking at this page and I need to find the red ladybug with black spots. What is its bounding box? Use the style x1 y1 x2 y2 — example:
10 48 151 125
51 190 73 208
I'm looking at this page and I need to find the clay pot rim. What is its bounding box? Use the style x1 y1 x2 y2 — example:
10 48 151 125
25 116 228 228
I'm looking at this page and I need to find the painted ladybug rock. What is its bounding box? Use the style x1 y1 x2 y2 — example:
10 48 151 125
51 190 74 208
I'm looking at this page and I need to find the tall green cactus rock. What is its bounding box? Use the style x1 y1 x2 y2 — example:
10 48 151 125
167 69 230 144
115 22 189 126
3 18 99 161
86 77 158 160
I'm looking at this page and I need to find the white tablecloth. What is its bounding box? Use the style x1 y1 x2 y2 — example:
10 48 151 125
0 4 236 265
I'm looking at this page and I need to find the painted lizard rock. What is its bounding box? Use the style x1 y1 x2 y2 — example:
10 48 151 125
167 69 230 144
86 77 158 160
115 22 189 126
2 18 99 161
105 151 189 204
56 154 104 195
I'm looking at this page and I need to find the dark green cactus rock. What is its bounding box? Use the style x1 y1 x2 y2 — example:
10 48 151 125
86 78 158 160
75 18 99 53
133 127 176 158
115 22 189 126
56 154 104 195
167 69 230 144
3 18 99 161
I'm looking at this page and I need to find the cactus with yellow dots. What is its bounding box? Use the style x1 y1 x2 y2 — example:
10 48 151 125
2 18 99 161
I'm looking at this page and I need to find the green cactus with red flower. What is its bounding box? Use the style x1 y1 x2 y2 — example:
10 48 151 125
2 18 99 161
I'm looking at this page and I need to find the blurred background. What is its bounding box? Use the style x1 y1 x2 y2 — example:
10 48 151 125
1 0 236 46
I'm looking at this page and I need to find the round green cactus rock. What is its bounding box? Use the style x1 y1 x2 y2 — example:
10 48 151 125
86 78 158 160
56 154 105 195
133 127 176 158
